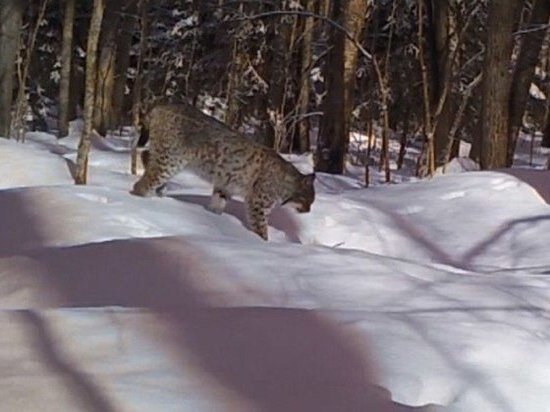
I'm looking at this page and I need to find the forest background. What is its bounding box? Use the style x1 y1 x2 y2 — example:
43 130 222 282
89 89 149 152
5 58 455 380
1 0 549 183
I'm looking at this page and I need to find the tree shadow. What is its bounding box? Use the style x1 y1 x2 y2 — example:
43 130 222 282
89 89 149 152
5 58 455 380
402 315 518 412
1 189 428 411
461 214 550 264
496 169 550 204
366 199 468 270
14 310 117 412
20 237 404 411
366 199 550 273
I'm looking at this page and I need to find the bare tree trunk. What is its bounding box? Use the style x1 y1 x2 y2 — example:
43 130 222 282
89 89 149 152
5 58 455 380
111 0 137 130
428 0 459 167
131 0 149 175
0 0 24 138
507 0 550 165
265 10 293 149
93 0 122 136
315 0 346 173
58 0 76 138
295 0 315 153
75 0 105 185
417 0 435 176
12 0 49 142
443 73 482 171
225 38 245 131
479 0 520 169
397 107 410 170
315 0 368 174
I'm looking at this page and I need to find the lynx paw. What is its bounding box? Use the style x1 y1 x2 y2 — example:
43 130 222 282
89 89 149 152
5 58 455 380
131 178 168 197
206 203 224 215
207 191 227 214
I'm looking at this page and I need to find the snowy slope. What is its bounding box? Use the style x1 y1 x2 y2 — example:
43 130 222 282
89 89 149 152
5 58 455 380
1 133 550 412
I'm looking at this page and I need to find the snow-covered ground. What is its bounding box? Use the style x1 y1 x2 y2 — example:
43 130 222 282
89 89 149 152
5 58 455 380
1 130 550 411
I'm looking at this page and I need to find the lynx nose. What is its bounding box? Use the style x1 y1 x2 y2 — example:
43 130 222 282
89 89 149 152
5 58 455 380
298 204 310 213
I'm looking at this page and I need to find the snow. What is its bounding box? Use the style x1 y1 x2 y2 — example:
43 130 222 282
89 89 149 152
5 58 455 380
1 130 550 411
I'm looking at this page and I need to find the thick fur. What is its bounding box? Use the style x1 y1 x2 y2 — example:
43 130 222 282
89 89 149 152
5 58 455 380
132 103 315 240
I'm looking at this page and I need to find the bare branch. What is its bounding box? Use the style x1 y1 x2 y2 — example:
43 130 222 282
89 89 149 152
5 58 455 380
233 10 373 61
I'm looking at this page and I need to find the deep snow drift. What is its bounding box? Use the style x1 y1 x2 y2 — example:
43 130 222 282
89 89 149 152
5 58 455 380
0 132 549 412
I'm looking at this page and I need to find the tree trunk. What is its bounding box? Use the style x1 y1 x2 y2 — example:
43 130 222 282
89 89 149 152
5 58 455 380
479 0 519 169
58 0 76 138
12 0 48 142
428 0 459 167
507 0 550 165
315 0 368 174
0 0 24 138
131 0 149 175
225 38 245 131
111 0 137 130
75 0 105 185
295 0 315 153
93 0 122 136
265 11 293 149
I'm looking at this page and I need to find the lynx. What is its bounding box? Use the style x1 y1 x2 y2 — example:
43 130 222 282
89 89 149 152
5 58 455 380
131 103 315 240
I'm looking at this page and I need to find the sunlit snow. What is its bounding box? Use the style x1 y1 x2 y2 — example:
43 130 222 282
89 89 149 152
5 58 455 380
0 129 549 411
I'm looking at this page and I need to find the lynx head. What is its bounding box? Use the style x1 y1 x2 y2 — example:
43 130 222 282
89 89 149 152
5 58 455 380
283 173 315 213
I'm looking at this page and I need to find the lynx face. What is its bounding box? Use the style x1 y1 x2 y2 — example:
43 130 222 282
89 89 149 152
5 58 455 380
282 173 315 213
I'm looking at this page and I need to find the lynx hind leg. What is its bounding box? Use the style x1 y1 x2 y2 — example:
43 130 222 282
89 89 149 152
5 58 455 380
132 150 183 197
138 150 166 196
207 189 229 215
245 194 270 240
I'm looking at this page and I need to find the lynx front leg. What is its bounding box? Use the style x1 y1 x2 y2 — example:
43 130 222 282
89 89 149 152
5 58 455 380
131 152 183 197
245 195 270 240
207 189 229 214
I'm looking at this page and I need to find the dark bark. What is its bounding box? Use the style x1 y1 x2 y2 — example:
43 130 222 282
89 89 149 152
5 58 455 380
111 0 137 129
479 0 520 169
58 0 76 137
0 0 24 138
507 0 550 165
130 0 149 175
93 0 123 135
315 0 368 174
315 0 346 174
265 11 293 149
294 0 315 153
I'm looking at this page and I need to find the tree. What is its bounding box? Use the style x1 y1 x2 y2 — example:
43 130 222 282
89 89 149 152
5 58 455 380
426 0 461 167
265 10 293 150
0 0 24 138
111 0 137 129
294 0 316 154
315 0 369 174
75 0 105 185
508 0 550 165
131 0 149 175
12 0 49 141
479 0 520 169
58 0 76 137
93 0 123 135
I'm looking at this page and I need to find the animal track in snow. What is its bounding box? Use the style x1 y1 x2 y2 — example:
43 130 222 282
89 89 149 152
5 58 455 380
398 205 424 215
492 180 519 191
76 192 110 204
440 191 466 200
